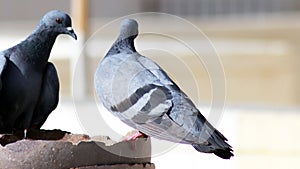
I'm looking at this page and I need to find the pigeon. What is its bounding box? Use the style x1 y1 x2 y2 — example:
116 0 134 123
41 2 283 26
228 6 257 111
94 19 233 159
0 10 77 135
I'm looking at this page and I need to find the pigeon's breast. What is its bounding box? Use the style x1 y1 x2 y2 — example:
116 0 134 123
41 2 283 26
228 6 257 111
95 54 154 110
0 60 43 113
94 54 132 108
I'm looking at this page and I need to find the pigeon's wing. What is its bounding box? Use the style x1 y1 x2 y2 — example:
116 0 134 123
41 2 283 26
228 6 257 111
137 55 233 158
137 56 218 141
31 62 59 128
0 53 8 90
135 56 200 139
137 56 176 86
107 54 173 125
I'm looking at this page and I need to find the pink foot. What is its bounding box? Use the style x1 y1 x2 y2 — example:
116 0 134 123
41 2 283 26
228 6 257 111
122 130 147 142
122 130 147 150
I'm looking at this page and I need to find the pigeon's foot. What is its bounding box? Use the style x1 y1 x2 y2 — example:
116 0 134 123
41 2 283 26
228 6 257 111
11 128 28 139
23 129 28 139
122 130 148 150
122 130 147 142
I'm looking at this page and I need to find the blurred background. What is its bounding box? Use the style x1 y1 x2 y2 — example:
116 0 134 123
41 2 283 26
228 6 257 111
0 0 299 168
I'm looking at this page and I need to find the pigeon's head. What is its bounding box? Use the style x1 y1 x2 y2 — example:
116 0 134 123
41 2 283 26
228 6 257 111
39 10 77 40
119 19 138 40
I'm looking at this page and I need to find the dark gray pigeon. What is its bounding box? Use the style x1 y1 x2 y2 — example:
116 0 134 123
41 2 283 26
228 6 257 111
0 10 77 135
95 19 233 159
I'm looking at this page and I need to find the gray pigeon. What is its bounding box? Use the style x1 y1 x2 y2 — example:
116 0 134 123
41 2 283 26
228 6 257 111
0 10 77 135
94 19 233 159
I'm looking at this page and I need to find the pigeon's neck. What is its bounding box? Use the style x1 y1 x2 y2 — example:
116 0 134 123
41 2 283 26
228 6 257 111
106 35 137 56
19 25 58 62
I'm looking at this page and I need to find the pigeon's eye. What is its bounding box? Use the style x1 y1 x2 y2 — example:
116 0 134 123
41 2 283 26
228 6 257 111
56 18 63 24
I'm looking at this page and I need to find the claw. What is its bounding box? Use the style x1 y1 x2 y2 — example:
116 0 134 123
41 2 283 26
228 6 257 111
23 129 27 139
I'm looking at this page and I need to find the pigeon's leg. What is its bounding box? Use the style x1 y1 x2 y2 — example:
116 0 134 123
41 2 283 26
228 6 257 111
122 130 148 150
123 130 147 142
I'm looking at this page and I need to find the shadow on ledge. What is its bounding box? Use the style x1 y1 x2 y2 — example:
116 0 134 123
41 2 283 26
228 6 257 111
0 129 69 146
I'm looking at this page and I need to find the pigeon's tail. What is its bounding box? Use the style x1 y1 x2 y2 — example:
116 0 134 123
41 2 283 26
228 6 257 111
192 128 234 159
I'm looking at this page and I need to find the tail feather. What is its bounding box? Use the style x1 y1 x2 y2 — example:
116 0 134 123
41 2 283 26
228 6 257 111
192 143 233 159
192 129 234 159
213 148 234 159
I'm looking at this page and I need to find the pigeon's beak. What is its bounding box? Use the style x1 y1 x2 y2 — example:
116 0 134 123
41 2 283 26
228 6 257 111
65 27 77 40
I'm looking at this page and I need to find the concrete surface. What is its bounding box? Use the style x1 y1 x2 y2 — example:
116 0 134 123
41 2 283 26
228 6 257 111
0 130 152 169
